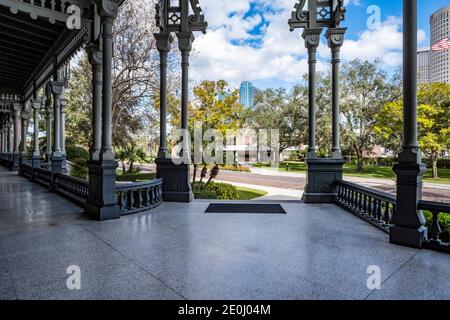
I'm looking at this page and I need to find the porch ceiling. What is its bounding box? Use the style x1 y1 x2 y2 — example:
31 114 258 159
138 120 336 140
0 5 73 94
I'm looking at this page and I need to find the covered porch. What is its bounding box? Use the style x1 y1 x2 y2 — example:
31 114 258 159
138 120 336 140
2 165 450 300
0 0 450 301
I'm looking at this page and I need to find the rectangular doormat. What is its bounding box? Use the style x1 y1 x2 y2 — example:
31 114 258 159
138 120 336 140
205 203 286 214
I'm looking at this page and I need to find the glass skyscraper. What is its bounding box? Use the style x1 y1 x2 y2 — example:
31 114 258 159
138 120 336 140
239 81 256 108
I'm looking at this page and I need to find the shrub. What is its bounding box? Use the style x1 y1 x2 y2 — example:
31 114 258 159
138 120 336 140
66 144 89 161
192 181 239 200
70 158 88 180
218 164 251 172
424 211 450 232
116 172 156 182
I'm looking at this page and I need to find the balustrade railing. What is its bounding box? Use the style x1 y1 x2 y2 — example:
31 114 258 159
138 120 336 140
20 163 33 180
15 164 163 216
33 167 52 187
53 173 89 207
0 153 13 168
336 180 395 233
116 179 163 215
419 201 450 253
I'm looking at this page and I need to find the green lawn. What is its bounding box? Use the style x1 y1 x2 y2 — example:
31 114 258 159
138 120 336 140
254 161 450 184
236 186 268 200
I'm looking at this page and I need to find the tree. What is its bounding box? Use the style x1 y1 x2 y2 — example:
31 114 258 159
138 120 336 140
250 86 308 156
115 144 149 174
375 83 450 178
66 0 180 150
340 59 401 170
190 80 246 182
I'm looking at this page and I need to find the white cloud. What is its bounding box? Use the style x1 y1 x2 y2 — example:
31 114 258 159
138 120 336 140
190 1 425 89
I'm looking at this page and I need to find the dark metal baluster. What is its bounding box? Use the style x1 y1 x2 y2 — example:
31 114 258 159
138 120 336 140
430 210 441 242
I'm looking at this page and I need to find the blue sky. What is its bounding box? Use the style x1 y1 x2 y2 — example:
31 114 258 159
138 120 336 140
190 0 450 90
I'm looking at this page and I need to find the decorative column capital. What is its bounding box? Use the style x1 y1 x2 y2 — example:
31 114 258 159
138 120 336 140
302 28 322 49
21 111 30 121
154 33 173 53
86 43 102 66
31 98 42 110
325 27 347 49
12 103 21 115
50 81 64 96
97 0 119 20
177 33 195 52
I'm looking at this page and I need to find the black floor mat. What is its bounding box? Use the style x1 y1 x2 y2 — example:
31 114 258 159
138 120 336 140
205 203 286 214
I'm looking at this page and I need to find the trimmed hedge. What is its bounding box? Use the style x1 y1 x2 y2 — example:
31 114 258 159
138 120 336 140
116 172 157 182
70 158 88 179
66 145 90 161
192 181 239 200
346 157 450 169
424 211 450 232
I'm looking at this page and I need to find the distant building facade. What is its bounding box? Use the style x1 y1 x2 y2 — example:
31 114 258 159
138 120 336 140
239 81 256 108
430 5 450 84
417 48 431 84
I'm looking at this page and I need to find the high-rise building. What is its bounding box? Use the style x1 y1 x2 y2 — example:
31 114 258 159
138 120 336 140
430 5 450 84
239 81 256 108
417 48 431 85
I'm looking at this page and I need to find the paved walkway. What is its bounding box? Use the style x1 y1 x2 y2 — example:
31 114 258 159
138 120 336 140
1 166 450 300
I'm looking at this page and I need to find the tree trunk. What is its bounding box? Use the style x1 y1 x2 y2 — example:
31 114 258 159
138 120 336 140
354 145 363 171
128 161 134 174
432 154 439 179
192 164 198 184
122 162 126 175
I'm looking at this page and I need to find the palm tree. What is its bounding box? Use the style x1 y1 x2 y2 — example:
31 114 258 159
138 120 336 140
116 149 128 174
124 145 148 174
116 145 149 174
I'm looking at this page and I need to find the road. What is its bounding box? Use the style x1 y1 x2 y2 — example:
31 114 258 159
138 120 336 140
139 164 450 202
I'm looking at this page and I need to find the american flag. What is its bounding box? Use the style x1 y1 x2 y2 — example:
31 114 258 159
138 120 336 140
432 36 450 51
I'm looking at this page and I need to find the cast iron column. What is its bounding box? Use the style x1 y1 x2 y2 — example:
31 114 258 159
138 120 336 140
85 0 120 221
6 119 14 154
12 104 21 170
50 80 64 173
60 98 67 172
390 0 427 248
302 28 322 159
155 33 172 159
19 107 29 166
31 99 41 168
177 33 194 161
87 44 102 161
45 96 53 163
326 27 346 158
0 129 4 153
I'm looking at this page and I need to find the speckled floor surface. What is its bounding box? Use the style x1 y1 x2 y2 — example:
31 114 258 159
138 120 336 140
1 166 449 300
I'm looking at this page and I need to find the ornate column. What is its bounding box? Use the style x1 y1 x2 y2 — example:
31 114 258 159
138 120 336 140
31 99 42 168
390 0 427 249
86 44 102 161
302 28 343 203
155 33 172 159
7 120 13 154
19 106 30 166
326 27 346 159
50 80 64 173
60 98 67 172
45 94 53 163
0 128 4 153
302 28 322 159
85 0 120 221
12 103 21 170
